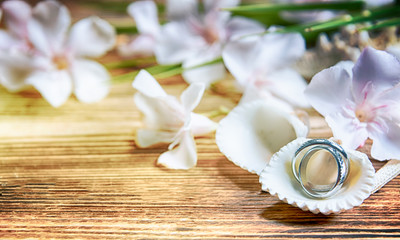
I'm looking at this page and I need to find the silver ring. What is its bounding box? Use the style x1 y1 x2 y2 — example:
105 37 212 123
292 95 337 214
292 139 350 199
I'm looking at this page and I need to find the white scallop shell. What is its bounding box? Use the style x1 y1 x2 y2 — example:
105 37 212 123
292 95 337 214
260 137 376 215
216 100 308 175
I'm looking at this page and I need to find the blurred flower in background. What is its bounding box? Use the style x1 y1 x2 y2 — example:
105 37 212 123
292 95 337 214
223 30 309 109
119 0 265 87
0 0 116 107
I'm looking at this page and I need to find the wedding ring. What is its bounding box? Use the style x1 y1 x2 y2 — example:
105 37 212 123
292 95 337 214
292 139 349 199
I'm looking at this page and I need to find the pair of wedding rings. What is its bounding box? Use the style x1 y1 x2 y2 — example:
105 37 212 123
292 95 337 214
292 139 350 199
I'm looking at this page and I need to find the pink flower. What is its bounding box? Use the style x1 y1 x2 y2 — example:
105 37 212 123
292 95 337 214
0 1 116 107
132 70 217 169
305 47 400 160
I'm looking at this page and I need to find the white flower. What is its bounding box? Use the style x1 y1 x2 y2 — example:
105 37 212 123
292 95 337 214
0 1 116 107
222 32 309 109
117 1 161 57
132 70 217 169
0 0 32 51
387 44 400 60
305 47 400 160
154 0 265 86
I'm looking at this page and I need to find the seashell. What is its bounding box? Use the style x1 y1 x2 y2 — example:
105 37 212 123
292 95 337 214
216 100 308 175
260 137 375 215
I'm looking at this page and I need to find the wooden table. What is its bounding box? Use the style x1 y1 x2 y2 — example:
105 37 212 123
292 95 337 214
1 1 399 239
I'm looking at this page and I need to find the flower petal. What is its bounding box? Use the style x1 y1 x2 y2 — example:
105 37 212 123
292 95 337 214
166 0 198 20
132 70 167 98
28 1 70 55
182 45 225 86
26 70 72 107
223 32 305 86
0 30 16 50
386 45 400 61
225 16 265 41
239 84 294 112
305 61 354 117
68 16 116 58
128 0 160 36
134 93 184 131
369 121 400 161
180 82 205 113
158 130 197 169
203 0 239 11
2 0 31 39
136 129 176 148
70 59 110 103
0 51 34 92
183 63 226 87
352 47 400 101
190 113 218 136
325 113 369 150
266 68 310 108
155 21 204 65
117 34 156 57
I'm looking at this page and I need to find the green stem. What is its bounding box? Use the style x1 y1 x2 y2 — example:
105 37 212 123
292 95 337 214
105 57 156 69
357 17 400 31
275 6 400 35
224 1 365 14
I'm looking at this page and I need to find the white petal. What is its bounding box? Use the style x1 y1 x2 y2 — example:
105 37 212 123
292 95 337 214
117 34 156 57
352 47 400 100
226 16 265 41
26 70 72 107
166 0 198 20
190 113 218 136
158 131 197 169
239 85 294 112
0 30 16 50
155 21 204 64
183 63 226 87
29 1 70 54
386 45 400 60
266 68 310 108
2 0 31 39
128 0 160 36
0 51 34 92
325 113 369 150
369 121 400 161
223 32 305 86
182 45 226 86
203 0 239 11
180 82 205 113
136 129 176 148
365 0 393 7
132 70 167 98
134 93 184 131
68 17 116 58
305 61 354 117
70 59 110 103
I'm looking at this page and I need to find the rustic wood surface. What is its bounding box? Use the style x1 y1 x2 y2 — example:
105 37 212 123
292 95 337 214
1 1 400 239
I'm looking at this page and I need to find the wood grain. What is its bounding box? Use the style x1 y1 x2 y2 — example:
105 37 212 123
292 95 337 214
1 2 400 239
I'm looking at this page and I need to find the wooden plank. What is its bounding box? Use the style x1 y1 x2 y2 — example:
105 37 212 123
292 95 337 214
0 2 399 239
